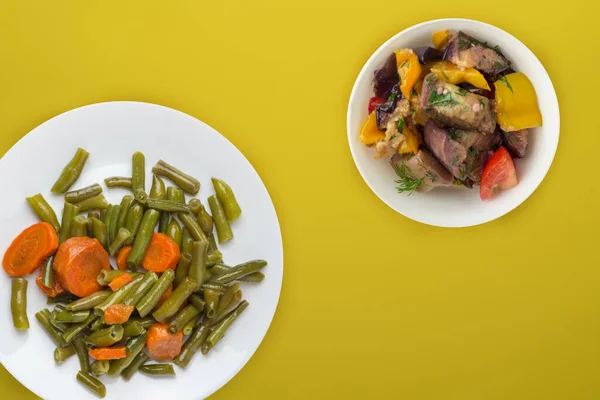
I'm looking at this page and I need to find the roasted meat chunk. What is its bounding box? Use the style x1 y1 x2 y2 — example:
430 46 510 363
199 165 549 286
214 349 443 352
502 129 528 158
423 119 501 183
420 73 497 134
444 31 510 75
391 150 454 192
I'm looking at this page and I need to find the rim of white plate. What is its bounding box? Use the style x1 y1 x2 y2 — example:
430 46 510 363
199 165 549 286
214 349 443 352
347 18 560 227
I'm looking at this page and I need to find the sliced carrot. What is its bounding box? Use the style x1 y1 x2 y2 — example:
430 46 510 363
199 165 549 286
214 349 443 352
142 233 180 273
104 304 135 325
109 273 132 291
53 237 110 297
35 264 64 297
88 347 127 360
2 222 59 277
153 284 173 311
146 322 183 360
116 246 132 271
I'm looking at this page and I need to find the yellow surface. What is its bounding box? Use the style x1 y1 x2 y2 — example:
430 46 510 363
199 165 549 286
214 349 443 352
0 1 598 399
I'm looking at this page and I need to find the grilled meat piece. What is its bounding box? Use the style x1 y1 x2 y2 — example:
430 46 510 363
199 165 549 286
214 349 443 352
502 129 528 158
444 31 510 75
391 149 454 192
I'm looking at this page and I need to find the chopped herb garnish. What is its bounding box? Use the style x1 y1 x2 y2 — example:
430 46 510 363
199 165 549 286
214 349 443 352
493 61 506 70
467 147 478 157
456 87 468 96
391 161 424 195
388 92 398 101
478 98 485 108
397 117 405 133
497 76 513 93
399 60 409 69
459 162 469 178
411 88 418 97
441 71 449 81
458 37 470 50
449 129 465 141
452 155 460 166
425 75 437 89
388 133 398 142
427 90 459 108
426 171 438 182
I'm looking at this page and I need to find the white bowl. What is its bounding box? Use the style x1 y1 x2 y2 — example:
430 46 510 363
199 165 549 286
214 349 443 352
347 18 559 227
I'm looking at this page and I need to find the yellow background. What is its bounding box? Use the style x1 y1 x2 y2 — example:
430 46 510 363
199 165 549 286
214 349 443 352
0 1 598 399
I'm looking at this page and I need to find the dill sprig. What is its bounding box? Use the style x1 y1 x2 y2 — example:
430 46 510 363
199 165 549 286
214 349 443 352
391 161 424 194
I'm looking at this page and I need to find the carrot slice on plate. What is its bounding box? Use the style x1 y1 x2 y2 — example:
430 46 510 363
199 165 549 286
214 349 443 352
109 273 132 291
146 322 183 360
35 265 64 297
104 304 135 325
53 237 110 297
116 246 132 271
88 347 127 360
2 222 58 277
142 233 180 273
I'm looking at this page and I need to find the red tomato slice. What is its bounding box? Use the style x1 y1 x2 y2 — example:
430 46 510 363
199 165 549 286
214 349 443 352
368 97 386 114
480 146 518 200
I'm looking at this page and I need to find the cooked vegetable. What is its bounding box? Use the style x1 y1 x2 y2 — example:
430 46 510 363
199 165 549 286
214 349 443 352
108 205 121 246
66 290 111 311
53 308 90 323
104 304 135 325
174 252 192 288
95 275 143 312
202 300 248 354
373 53 399 98
432 29 451 50
116 195 133 231
11 278 29 330
3 222 58 277
430 61 490 90
54 345 76 363
178 212 208 243
26 194 60 232
108 227 131 257
124 203 144 245
107 332 148 376
152 160 200 195
210 263 265 283
53 236 110 297
116 246 132 271
140 364 176 376
85 325 125 347
368 97 386 114
375 83 401 131
395 49 422 99
189 241 207 286
213 260 267 284
136 269 175 317
131 151 147 204
149 174 166 200
146 323 183 360
182 314 201 335
166 218 182 248
414 47 443 65
89 347 127 360
65 183 103 204
197 205 214 236
97 270 132 286
203 288 220 319
146 198 190 213
40 255 56 288
212 178 242 222
73 336 91 373
104 176 132 189
480 146 518 200
173 324 210 368
62 313 97 342
122 320 146 339
74 194 109 212
444 31 510 75
90 360 110 377
51 148 89 193
141 232 180 273
121 352 150 381
126 209 160 269
91 218 108 249
35 309 66 346
77 371 106 398
108 272 133 291
123 271 158 307
153 276 198 323
70 215 89 238
208 195 233 244
181 228 193 254
494 72 542 131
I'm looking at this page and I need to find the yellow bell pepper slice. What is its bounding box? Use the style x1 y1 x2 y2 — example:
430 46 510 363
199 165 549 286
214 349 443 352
360 111 385 144
398 122 421 155
395 49 421 99
430 61 490 90
432 30 451 51
494 72 542 131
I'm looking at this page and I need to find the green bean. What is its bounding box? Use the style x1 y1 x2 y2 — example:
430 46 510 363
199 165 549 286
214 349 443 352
123 271 158 307
51 148 89 193
95 275 143 312
181 228 193 254
66 290 111 311
77 371 106 398
173 252 192 288
108 204 121 246
62 314 98 343
131 151 147 204
217 283 240 315
122 320 145 339
189 241 207 287
168 304 201 334
36 309 66 346
178 212 208 243
158 213 169 234
212 178 242 222
103 204 113 224
136 269 175 317
49 305 69 332
130 316 156 329
90 317 106 332
188 198 202 215
200 281 227 294
121 352 149 381
124 202 144 245
104 176 132 189
203 289 220 319
90 360 110 377
146 198 191 213
153 276 198 323
109 227 131 257
65 183 102 204
167 187 185 203
127 209 159 269
140 364 176 376
91 218 108 249
173 324 210 368
54 345 76 363
117 195 133 232
198 205 214 236
208 195 233 243
75 194 109 212
70 215 89 237
108 331 148 376
11 278 29 330
97 270 130 286
189 294 206 312
149 174 166 199
202 300 248 354
208 233 218 252
214 260 267 284
205 289 242 328
40 256 54 288
153 160 200 194
165 218 183 249
59 202 80 244
48 292 78 305
99 207 108 221
210 263 265 283
182 314 201 336
73 335 91 374
26 194 60 232
54 308 91 323
85 325 124 347
88 210 101 220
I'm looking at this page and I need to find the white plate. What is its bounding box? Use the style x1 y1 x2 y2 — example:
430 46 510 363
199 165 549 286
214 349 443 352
0 102 283 399
347 18 560 227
